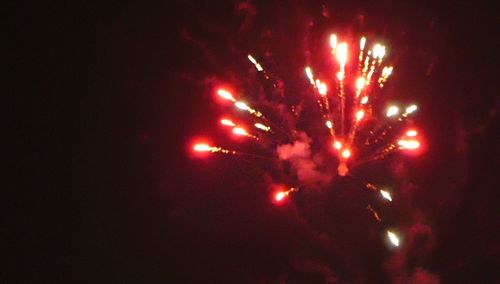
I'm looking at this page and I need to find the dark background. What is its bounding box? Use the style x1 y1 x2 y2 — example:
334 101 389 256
10 0 498 282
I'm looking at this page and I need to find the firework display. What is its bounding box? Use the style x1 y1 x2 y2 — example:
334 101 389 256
190 34 423 248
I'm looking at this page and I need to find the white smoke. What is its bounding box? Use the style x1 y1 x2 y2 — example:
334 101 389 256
276 132 332 187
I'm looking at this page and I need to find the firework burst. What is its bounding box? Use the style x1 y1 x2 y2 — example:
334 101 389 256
189 33 423 248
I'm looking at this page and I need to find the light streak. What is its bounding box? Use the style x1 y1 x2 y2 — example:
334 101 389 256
274 187 299 202
386 105 400 117
217 89 236 102
254 123 271 132
406 129 418 137
220 118 236 127
232 127 248 136
404 104 418 115
336 42 348 70
360 37 366 50
329 34 337 50
380 190 392 201
315 79 327 96
355 110 365 121
248 54 264 71
387 231 400 247
326 120 333 129
193 144 235 154
397 139 420 150
305 67 315 85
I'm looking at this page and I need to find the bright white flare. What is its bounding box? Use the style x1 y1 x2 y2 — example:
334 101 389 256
254 123 270 131
406 130 418 137
329 34 337 50
326 120 333 129
220 119 236 127
336 43 348 68
333 141 342 150
373 44 386 59
360 96 369 105
360 37 366 50
387 231 400 247
341 149 351 159
398 139 420 149
235 101 250 111
248 54 257 64
336 71 344 81
193 144 211 152
316 80 327 96
355 110 365 121
248 55 264 71
275 191 286 201
380 190 393 201
232 127 248 136
382 66 393 76
386 105 399 117
405 104 418 114
356 77 366 91
217 89 236 102
305 67 315 85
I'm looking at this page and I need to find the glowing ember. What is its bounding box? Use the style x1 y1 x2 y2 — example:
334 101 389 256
234 101 249 111
220 119 236 127
254 123 270 131
336 42 348 68
316 79 327 96
329 34 337 50
387 231 400 247
405 104 418 114
326 120 333 129
333 141 342 150
380 190 393 201
217 89 236 102
360 37 366 50
398 139 420 150
386 105 400 117
305 67 314 85
193 144 211 152
355 110 365 121
382 66 393 76
274 187 299 202
336 71 344 81
406 130 418 137
341 149 351 159
275 191 286 201
232 127 248 136
356 77 366 91
372 43 386 59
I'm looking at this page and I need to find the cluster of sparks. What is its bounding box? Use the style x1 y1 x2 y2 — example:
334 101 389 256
191 33 426 248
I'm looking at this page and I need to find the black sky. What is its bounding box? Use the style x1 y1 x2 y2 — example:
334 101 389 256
10 0 499 282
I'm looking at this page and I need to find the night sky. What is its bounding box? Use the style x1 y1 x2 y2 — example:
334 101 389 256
11 0 499 282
